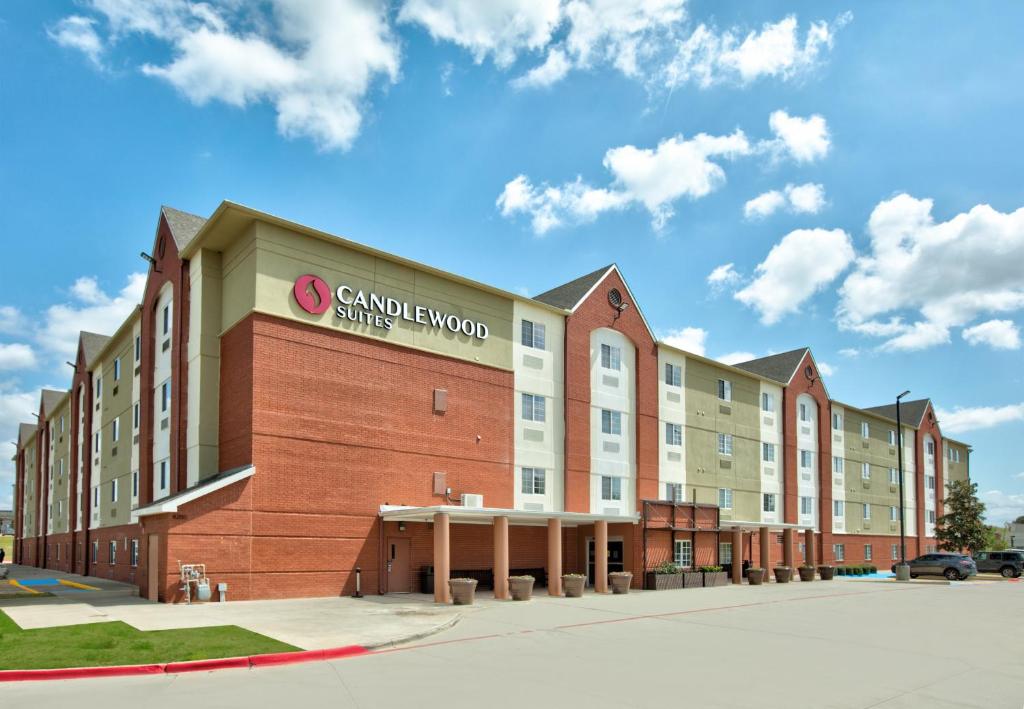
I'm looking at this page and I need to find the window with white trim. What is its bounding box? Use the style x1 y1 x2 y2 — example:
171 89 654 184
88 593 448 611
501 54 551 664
718 488 733 509
889 467 899 484
761 392 774 412
665 482 682 502
114 357 121 381
927 509 936 524
134 334 141 362
111 479 118 503
94 431 100 455
600 344 621 371
130 539 139 567
926 440 935 455
861 421 869 438
833 500 844 517
93 486 99 507
601 409 622 435
133 402 140 430
112 418 119 443
926 475 935 491
888 430 897 446
833 456 843 474
864 544 873 561
601 476 622 501
763 493 777 513
108 540 116 565
91 540 98 563
665 422 682 446
718 542 733 564
861 462 871 480
161 381 170 413
863 503 871 520
763 442 776 463
799 403 809 422
159 460 168 491
832 412 842 430
800 449 812 468
717 379 731 402
132 470 139 497
521 320 545 350
718 433 733 456
891 544 899 560
521 393 546 422
800 496 813 516
96 376 102 398
674 539 693 568
890 506 899 522
665 363 681 387
162 304 170 335
521 467 545 495
833 544 845 561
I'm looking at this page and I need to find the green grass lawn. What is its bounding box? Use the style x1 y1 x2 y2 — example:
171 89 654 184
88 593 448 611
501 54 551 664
0 609 299 670
0 534 12 560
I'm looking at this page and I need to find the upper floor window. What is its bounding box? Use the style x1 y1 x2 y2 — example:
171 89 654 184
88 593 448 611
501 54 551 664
888 430 897 446
133 402 140 430
800 496 813 516
521 393 546 423
94 431 100 454
665 422 682 446
134 334 141 362
664 363 681 387
162 305 170 335
521 467 545 495
132 470 139 497
718 488 733 509
926 475 935 490
521 320 545 350
890 506 899 521
762 442 776 463
112 418 120 443
861 421 869 438
601 409 622 436
665 482 683 502
600 344 621 371
717 433 733 456
832 412 842 430
762 493 777 513
833 499 844 517
96 376 102 398
862 503 871 520
161 382 170 413
717 379 731 402
833 456 843 474
799 449 812 468
799 403 809 422
861 462 871 480
925 440 935 455
59 415 65 433
111 478 119 503
601 476 622 501
761 392 774 412
114 357 121 381
889 467 899 484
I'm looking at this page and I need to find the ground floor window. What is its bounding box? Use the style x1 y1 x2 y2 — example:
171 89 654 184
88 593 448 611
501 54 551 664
108 540 116 565
521 467 545 495
130 539 139 567
56 544 60 561
833 544 845 561
891 544 899 560
864 544 872 561
719 542 733 564
91 540 98 563
601 476 622 501
799 542 806 560
674 539 693 568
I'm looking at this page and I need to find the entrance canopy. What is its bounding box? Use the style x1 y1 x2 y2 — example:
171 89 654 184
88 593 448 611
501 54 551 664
720 519 817 532
379 504 638 527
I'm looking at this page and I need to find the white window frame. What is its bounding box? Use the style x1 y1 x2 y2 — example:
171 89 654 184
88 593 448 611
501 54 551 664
717 433 733 456
159 460 168 491
133 402 140 430
601 409 622 436
600 343 621 371
674 539 693 568
718 487 733 509
114 357 121 381
800 496 813 516
665 482 683 503
862 462 871 480
109 540 116 565
521 467 546 495
132 470 139 498
861 421 869 438
800 449 812 468
601 476 622 501
718 379 732 402
161 381 170 413
719 542 733 564
890 506 899 522
891 544 899 560
888 430 897 446
111 478 118 503
832 412 841 430
762 442 775 463
112 418 120 443
833 500 844 517
763 493 776 513
761 392 774 413
889 467 899 484
521 393 546 422
799 402 809 422
665 363 681 387
834 544 845 562
130 539 139 567
521 319 545 350
833 456 843 474
665 422 682 446
863 503 871 521
864 544 873 561
134 334 141 362
162 304 170 335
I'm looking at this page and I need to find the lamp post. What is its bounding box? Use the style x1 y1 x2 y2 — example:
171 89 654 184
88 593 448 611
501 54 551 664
895 390 911 581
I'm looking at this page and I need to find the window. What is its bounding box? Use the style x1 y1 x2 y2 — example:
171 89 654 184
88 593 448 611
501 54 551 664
833 456 843 474
132 471 139 497
600 344 621 371
133 402 140 430
665 483 682 502
863 503 871 521
521 467 545 495
800 449 812 468
134 334 141 362
130 539 139 567
890 506 899 522
717 379 731 402
161 382 170 413
96 376 102 398
864 544 873 561
861 421 869 438
832 412 842 430
56 543 60 561
94 431 100 454
763 493 777 513
833 544 845 561
521 393 546 422
799 402 809 422
833 500 844 517
719 542 733 564
800 496 813 516
762 442 776 463
112 418 120 443
717 433 733 456
93 487 99 507
60 415 65 433
761 392 774 412
926 440 935 455
926 475 935 491
601 409 622 435
674 539 693 568
665 422 682 446
891 544 898 560
718 488 733 509
109 540 116 565
861 462 871 480
799 542 806 560
159 460 168 491
114 357 121 381
888 430 897 446
111 479 118 503
665 363 681 387
927 510 936 524
91 540 98 563
162 304 170 335
601 476 622 501
520 319 545 350
889 467 899 484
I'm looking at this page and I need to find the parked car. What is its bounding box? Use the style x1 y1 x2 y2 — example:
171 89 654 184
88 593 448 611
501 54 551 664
891 553 977 580
972 550 1024 578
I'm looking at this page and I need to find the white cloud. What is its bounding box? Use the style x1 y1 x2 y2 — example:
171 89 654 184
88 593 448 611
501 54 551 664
511 48 571 89
838 195 1024 352
498 129 750 233
707 263 741 292
744 182 826 219
0 383 40 510
0 306 24 335
37 273 146 361
838 347 859 357
980 490 1024 526
47 15 105 67
816 361 835 377
660 327 707 356
53 1 401 152
962 319 1021 350
0 344 38 371
562 0 686 77
716 351 756 365
935 403 1024 435
735 228 854 324
763 110 830 163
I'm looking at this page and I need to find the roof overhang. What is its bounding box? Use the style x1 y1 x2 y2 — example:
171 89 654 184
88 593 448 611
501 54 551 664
380 504 639 527
719 519 817 532
133 465 254 521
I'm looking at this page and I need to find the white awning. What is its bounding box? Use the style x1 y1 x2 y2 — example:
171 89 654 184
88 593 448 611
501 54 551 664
132 465 255 521
380 504 639 527
720 519 817 532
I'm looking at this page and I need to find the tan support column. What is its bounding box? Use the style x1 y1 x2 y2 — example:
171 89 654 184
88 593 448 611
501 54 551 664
548 518 562 596
804 528 815 569
493 516 509 600
595 520 609 593
783 528 794 569
759 526 770 578
433 512 450 604
731 527 743 585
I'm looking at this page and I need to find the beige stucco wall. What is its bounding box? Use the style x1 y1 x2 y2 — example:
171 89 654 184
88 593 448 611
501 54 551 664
94 324 136 528
47 398 72 534
21 437 38 537
187 248 223 485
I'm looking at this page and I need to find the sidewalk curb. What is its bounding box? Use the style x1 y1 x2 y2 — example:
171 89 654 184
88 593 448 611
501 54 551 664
362 612 462 650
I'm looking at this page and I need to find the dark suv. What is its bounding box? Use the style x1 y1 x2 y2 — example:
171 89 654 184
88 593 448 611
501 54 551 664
891 553 977 580
973 551 1024 578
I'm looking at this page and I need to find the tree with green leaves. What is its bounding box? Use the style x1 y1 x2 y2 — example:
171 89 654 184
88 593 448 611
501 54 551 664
935 479 988 554
984 525 1009 551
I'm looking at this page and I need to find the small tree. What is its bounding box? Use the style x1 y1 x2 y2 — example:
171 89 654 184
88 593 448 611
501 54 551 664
984 526 1009 551
935 480 988 553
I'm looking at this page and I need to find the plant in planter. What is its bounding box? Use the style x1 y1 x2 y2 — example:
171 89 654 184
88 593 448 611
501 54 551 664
700 565 727 587
818 565 835 580
867 565 878 574
609 571 633 594
448 578 478 605
562 573 586 598
747 567 765 585
836 566 847 576
509 575 535 601
646 561 683 591
773 566 792 583
798 565 816 582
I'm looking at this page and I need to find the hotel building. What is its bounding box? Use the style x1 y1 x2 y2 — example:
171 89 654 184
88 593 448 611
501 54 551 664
12 203 971 601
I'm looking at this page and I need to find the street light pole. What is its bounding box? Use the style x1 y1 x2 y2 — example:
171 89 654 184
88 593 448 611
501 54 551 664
895 390 911 579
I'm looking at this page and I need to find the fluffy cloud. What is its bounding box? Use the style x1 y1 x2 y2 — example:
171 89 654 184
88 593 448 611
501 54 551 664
47 15 105 67
510 48 571 89
764 110 830 163
838 347 859 357
0 383 41 510
838 195 1024 351
962 319 1021 350
498 129 750 233
716 351 757 365
744 182 826 219
660 327 707 356
735 228 854 324
51 1 401 152
0 344 37 371
36 274 146 361
707 263 741 292
980 490 1024 526
816 361 835 377
0 306 24 335
935 403 1024 435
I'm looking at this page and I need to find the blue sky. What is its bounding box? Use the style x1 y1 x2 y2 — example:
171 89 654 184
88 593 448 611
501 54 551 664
2 1 1023 523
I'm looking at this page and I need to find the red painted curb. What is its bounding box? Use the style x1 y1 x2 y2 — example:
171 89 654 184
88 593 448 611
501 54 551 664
164 656 251 674
320 645 370 661
248 649 325 667
0 663 165 682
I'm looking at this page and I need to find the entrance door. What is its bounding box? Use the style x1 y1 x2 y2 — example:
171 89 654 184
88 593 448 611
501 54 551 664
147 534 160 602
387 538 411 593
588 540 625 585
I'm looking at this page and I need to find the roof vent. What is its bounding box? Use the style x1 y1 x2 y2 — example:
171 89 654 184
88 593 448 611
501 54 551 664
608 288 622 308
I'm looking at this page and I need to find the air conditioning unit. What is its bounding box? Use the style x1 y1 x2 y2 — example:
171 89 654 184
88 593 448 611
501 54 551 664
461 493 484 508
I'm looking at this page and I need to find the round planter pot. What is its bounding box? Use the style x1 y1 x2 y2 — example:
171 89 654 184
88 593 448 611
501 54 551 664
747 569 764 585
894 564 911 581
817 565 835 580
562 575 585 598
509 576 535 601
448 578 478 605
798 567 816 582
609 572 633 594
773 567 792 583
